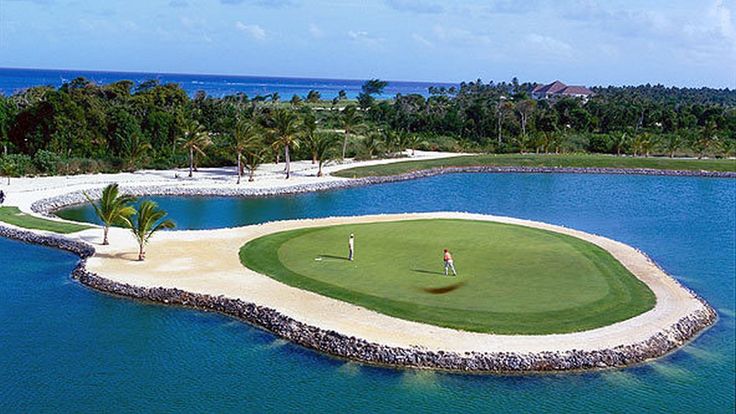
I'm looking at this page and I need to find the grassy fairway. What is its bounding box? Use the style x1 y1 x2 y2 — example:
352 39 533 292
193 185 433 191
0 206 93 234
240 219 655 334
332 153 736 178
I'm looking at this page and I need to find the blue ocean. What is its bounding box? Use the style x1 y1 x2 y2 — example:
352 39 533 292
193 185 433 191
0 67 454 99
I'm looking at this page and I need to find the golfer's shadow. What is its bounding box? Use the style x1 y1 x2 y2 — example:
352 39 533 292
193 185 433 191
412 268 445 276
412 269 466 294
319 254 350 261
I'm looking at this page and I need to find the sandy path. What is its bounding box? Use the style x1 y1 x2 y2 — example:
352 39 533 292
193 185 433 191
84 212 707 354
1 150 466 214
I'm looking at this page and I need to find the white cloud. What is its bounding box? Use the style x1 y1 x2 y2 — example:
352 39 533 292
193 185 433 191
412 33 433 47
347 30 383 45
385 0 443 14
431 25 491 46
308 23 323 38
235 21 266 40
525 33 573 57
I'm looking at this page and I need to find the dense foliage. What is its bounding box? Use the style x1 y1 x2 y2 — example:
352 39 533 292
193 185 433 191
0 76 733 178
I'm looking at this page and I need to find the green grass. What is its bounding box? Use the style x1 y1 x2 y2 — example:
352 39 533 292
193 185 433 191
333 153 736 178
0 206 93 234
240 219 656 334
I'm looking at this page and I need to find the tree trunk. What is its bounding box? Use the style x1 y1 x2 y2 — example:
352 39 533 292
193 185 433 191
188 147 193 177
103 226 109 245
284 144 291 179
497 116 502 144
318 160 324 177
520 115 527 137
138 243 145 261
237 153 242 184
249 168 255 182
341 130 349 159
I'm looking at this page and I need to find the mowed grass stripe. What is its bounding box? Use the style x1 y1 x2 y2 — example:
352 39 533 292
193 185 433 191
0 206 93 234
240 219 655 334
332 153 736 178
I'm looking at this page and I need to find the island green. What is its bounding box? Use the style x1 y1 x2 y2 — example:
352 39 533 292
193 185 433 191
240 219 656 334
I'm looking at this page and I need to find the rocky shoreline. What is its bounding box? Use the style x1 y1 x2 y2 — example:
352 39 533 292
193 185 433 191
31 165 735 215
0 224 719 373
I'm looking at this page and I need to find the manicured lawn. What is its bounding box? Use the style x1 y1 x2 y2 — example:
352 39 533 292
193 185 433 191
240 219 656 334
333 153 736 178
0 206 93 234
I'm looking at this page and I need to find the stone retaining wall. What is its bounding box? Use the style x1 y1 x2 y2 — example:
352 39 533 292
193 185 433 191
31 165 735 216
0 224 718 373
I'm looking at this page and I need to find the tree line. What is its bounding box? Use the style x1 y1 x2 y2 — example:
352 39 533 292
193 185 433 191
0 76 733 180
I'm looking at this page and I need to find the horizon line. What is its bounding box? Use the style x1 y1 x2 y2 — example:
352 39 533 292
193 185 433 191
0 65 732 91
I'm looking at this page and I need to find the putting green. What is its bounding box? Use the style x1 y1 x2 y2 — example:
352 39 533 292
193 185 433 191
240 219 656 334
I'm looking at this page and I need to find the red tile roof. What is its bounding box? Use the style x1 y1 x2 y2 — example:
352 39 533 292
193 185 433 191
560 85 594 95
533 81 593 97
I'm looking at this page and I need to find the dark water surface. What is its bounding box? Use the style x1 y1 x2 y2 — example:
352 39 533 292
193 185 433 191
7 173 736 412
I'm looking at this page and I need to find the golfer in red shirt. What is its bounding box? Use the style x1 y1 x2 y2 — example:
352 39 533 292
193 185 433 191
443 249 457 276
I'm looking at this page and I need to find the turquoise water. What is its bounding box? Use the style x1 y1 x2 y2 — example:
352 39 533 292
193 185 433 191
8 173 736 412
0 67 454 99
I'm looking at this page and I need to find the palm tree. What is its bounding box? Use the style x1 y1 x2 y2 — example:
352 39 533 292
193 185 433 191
121 132 152 172
312 132 340 176
269 109 300 179
127 200 175 261
300 111 319 164
664 134 682 158
362 132 382 158
230 120 263 184
407 134 422 156
244 146 267 182
0 158 17 185
381 129 399 155
83 183 136 245
178 120 211 177
692 122 718 159
613 132 628 156
340 104 361 159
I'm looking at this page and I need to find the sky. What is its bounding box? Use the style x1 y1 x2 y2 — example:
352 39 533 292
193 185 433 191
0 0 735 88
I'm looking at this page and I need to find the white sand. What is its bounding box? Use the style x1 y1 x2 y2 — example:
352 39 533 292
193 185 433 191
1 150 466 214
83 212 706 354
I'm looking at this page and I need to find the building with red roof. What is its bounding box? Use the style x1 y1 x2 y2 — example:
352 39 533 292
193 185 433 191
531 81 594 101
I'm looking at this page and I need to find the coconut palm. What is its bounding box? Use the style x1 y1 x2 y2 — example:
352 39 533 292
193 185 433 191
664 133 682 158
121 132 152 172
269 109 300 179
613 132 628 156
83 183 136 245
407 134 422 156
300 111 319 164
127 200 175 261
243 146 267 182
0 158 17 185
381 129 399 155
692 122 719 159
362 132 382 158
312 132 340 176
340 104 361 159
178 120 211 177
230 120 263 184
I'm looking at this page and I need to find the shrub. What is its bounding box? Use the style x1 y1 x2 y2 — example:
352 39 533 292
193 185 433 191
1 154 34 176
33 149 63 174
588 134 613 154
